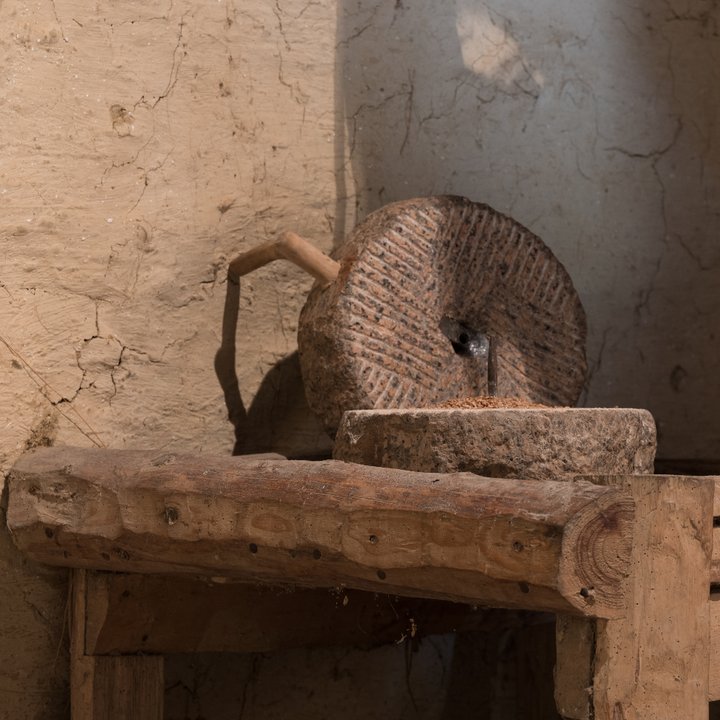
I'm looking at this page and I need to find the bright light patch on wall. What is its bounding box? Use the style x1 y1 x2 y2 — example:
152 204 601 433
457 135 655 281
455 4 543 89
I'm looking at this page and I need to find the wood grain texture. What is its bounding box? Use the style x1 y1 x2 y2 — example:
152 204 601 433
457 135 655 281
7 447 632 617
87 657 164 720
710 593 720 701
575 475 712 720
298 195 587 434
71 570 164 720
70 570 92 720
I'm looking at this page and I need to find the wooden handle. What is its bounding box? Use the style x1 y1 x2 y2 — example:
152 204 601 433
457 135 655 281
229 231 340 288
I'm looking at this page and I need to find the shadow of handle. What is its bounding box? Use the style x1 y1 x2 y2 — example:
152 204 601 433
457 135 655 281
214 273 248 443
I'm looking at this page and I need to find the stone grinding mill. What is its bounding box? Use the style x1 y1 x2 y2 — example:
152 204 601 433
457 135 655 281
230 195 588 436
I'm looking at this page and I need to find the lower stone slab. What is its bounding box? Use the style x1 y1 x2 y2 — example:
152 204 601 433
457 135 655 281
334 407 657 480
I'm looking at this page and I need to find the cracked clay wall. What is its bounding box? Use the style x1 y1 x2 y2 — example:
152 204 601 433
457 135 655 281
2 0 720 718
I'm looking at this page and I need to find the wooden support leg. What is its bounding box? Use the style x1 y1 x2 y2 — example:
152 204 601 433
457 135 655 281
556 475 713 720
555 615 594 718
71 569 164 720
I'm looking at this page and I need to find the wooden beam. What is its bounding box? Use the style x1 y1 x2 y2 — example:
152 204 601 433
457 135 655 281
7 447 634 617
82 572 520 655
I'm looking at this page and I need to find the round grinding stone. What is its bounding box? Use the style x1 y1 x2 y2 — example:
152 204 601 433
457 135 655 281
298 196 587 435
334 408 657 480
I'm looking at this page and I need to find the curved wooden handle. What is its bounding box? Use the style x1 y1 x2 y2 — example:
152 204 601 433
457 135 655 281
229 231 340 288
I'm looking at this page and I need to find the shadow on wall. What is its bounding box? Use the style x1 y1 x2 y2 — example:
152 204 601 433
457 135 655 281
214 274 332 459
589 0 720 458
334 0 468 225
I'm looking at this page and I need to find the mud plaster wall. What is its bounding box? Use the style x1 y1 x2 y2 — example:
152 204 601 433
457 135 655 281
1 0 719 718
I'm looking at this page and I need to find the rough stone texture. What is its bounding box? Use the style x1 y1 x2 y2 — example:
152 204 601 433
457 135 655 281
299 196 587 435
334 408 657 480
0 0 718 717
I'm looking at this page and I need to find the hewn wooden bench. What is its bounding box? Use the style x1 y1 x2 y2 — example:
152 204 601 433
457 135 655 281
5 447 717 719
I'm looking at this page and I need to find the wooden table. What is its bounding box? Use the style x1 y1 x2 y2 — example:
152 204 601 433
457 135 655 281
5 447 719 719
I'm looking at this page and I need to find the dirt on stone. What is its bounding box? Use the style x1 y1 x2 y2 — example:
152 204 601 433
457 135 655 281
435 396 552 409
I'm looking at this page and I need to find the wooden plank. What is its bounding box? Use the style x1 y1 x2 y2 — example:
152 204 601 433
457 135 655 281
83 571 514 655
70 569 93 720
7 447 634 617
708 478 720 582
710 593 720 701
86 656 163 720
554 615 594 719
70 569 164 720
714 477 720 517
584 475 711 719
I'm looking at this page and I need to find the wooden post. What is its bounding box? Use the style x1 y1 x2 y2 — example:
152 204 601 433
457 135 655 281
555 475 713 720
70 569 164 720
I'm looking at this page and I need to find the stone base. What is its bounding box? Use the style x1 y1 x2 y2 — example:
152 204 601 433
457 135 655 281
334 407 656 481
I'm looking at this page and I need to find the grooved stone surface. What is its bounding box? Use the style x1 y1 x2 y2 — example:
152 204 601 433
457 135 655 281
334 408 657 480
299 196 587 435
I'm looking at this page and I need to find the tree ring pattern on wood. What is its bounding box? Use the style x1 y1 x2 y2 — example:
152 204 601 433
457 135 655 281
298 196 587 435
560 494 635 614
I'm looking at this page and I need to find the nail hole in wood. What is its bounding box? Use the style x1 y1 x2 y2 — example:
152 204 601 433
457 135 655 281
164 506 179 525
313 549 321 560
377 570 386 580
115 547 130 561
249 543 258 554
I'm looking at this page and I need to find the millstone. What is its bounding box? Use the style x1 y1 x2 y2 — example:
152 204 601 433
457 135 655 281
298 196 587 435
334 407 657 480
